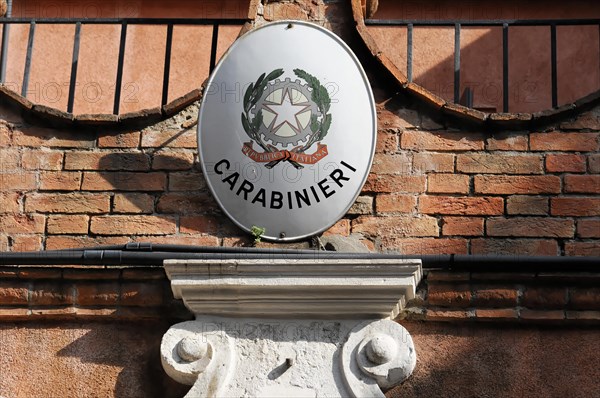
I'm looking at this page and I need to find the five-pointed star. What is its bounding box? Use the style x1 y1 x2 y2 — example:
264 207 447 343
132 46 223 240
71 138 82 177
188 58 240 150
263 88 310 134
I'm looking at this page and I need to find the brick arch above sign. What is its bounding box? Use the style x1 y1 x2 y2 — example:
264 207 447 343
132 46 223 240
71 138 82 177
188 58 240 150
350 0 600 129
0 0 255 128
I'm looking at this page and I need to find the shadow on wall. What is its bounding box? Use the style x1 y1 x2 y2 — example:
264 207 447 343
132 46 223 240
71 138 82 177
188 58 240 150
93 128 246 244
0 322 191 398
387 322 600 397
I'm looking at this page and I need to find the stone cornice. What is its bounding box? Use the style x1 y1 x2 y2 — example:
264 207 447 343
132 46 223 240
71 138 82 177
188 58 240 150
164 258 423 319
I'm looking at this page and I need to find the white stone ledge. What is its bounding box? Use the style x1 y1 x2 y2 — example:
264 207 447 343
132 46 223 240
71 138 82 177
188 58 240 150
164 258 422 319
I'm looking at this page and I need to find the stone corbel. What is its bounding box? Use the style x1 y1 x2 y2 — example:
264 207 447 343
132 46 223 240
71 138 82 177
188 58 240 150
161 258 422 397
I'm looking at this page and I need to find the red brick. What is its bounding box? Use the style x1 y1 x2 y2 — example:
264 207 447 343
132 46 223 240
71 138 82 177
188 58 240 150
0 149 20 170
487 217 574 238
380 237 468 254
457 153 543 174
376 194 415 213
472 287 518 307
376 131 398 153
120 282 164 306
0 281 29 304
17 268 62 279
471 238 559 255
263 2 309 20
0 172 37 190
137 235 220 246
577 219 600 238
428 284 471 307
569 288 600 310
519 309 565 321
363 175 426 193
352 216 439 237
97 130 141 148
486 133 528 151
565 241 600 256
113 193 155 214
530 132 598 151
81 172 166 191
12 126 95 148
39 171 82 191
551 198 600 216
427 174 470 194
0 192 20 213
65 152 150 171
426 309 471 321
11 235 43 251
475 309 519 320
63 269 121 280
156 193 218 214
474 175 561 194
152 150 195 170
121 268 165 281
560 111 600 130
141 129 196 148
30 307 79 318
168 171 207 191
419 196 503 215
565 311 600 321
323 219 351 237
26 193 110 213
506 196 549 215
47 215 89 234
30 282 74 306
401 131 484 151
545 154 586 173
0 124 10 147
522 287 567 309
377 106 419 130
21 150 63 170
348 196 373 215
0 308 30 322
91 215 176 235
371 153 411 174
76 282 120 306
180 215 220 234
413 153 455 173
564 175 600 194
427 271 470 282
441 217 484 236
589 154 600 173
45 236 130 250
0 235 9 251
0 214 45 233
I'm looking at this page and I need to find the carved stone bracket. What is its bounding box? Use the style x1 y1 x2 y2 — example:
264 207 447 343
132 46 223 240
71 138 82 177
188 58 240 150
161 258 422 397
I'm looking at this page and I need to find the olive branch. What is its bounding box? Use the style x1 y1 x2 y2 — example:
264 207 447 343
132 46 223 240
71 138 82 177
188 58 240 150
241 68 284 152
291 68 332 154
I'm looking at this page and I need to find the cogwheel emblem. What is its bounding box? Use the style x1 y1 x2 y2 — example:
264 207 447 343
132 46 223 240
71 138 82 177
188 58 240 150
241 68 333 169
251 77 320 147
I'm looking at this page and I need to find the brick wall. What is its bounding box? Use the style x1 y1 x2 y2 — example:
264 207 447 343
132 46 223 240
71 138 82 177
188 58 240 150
1 98 599 255
358 103 600 255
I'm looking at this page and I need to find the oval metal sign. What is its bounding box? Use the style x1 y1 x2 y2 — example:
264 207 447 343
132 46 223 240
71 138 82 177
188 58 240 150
198 21 376 241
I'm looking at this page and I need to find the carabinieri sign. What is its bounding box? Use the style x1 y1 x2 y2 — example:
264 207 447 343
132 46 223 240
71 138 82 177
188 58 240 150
198 21 376 241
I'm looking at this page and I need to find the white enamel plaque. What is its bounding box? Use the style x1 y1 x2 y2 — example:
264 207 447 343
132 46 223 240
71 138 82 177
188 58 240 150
198 21 376 241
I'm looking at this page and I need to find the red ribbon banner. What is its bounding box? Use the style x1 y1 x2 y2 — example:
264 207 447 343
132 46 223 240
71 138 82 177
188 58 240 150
242 142 328 165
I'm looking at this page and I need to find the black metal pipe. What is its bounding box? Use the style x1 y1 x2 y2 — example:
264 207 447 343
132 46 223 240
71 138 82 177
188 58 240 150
50 243 320 255
1 249 598 272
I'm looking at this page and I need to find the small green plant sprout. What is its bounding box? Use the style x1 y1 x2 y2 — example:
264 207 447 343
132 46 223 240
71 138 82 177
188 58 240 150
250 225 266 244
